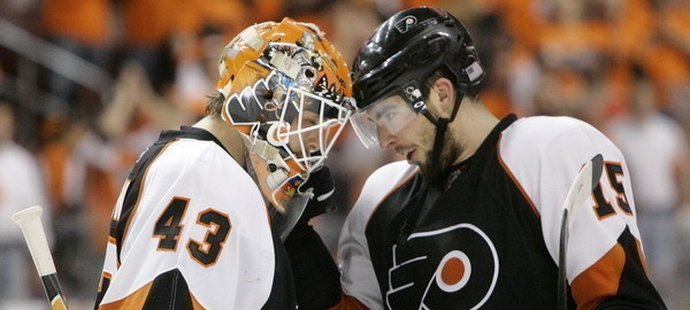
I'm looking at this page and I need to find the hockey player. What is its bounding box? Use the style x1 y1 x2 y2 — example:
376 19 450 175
337 6 666 309
94 18 352 309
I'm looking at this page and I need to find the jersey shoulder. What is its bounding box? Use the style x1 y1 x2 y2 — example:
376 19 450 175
139 137 264 224
346 160 418 225
361 160 417 201
500 116 603 154
497 115 626 213
499 116 621 169
151 138 250 186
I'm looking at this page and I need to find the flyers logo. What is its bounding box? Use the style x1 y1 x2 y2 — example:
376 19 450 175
394 16 417 33
386 223 499 309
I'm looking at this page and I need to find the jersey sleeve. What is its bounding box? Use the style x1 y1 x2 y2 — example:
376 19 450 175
499 116 663 308
94 180 130 307
337 161 417 309
96 139 277 309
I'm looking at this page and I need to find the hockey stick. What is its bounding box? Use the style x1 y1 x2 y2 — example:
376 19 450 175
557 154 604 310
12 206 69 310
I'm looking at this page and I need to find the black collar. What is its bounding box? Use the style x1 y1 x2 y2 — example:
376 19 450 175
443 113 518 190
159 126 232 156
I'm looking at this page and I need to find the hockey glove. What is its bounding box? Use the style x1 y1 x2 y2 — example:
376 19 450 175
297 166 336 221
287 166 342 309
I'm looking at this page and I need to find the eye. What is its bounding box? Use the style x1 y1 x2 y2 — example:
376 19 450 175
303 118 317 127
374 107 396 124
300 113 319 127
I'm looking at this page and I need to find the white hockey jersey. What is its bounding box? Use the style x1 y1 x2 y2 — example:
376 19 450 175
95 126 295 309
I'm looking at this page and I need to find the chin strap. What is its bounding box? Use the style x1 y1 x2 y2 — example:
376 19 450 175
421 92 464 181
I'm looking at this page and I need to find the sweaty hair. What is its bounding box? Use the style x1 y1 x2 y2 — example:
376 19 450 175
205 92 225 116
423 69 449 99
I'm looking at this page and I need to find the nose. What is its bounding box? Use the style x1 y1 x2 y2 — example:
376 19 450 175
302 130 320 154
377 125 397 150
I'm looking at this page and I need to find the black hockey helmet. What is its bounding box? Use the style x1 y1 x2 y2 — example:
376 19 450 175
350 7 485 147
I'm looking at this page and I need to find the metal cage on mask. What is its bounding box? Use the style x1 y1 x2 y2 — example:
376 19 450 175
218 20 352 214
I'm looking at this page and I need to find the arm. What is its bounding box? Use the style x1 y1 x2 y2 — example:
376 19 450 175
286 162 414 310
284 216 343 309
335 204 381 309
336 161 417 310
284 219 372 310
500 117 666 309
539 123 665 308
284 167 345 309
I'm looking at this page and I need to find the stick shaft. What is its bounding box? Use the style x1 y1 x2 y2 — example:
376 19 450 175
557 209 569 309
557 154 604 310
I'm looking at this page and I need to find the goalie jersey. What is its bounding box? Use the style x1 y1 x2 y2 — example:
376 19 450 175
95 126 296 309
337 115 665 309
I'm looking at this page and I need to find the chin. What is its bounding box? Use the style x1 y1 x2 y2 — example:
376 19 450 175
419 150 458 184
418 161 444 182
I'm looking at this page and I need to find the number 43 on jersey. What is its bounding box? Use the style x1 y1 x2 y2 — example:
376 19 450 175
153 197 232 266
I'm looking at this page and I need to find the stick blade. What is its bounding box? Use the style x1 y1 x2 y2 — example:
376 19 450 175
589 154 604 192
558 153 605 309
563 154 605 215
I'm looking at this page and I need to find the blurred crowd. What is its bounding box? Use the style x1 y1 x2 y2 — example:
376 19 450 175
0 0 689 309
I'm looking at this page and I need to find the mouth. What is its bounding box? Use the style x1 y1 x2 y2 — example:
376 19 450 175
394 146 416 163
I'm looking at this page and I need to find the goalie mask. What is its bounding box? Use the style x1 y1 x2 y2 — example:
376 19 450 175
217 18 353 213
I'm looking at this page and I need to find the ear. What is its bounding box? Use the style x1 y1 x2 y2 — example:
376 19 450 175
430 77 456 118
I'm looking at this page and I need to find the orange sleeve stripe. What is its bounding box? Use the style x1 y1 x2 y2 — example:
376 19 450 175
570 244 625 310
99 282 153 310
98 279 207 309
97 272 112 293
327 293 370 310
190 293 206 310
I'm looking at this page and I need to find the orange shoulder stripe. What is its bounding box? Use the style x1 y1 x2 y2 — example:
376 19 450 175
570 244 625 310
328 292 370 310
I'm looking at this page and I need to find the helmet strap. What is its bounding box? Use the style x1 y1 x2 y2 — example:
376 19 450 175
426 91 464 183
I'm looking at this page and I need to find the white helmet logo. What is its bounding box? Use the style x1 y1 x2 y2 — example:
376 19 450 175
394 16 417 33
405 86 422 100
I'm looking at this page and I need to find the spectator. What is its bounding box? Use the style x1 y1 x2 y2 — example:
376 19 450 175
0 100 51 301
607 67 690 307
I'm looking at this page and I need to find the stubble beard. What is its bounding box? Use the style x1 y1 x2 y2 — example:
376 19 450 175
418 128 462 184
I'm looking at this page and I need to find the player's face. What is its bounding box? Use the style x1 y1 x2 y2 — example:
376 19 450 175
373 95 462 180
287 110 325 159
